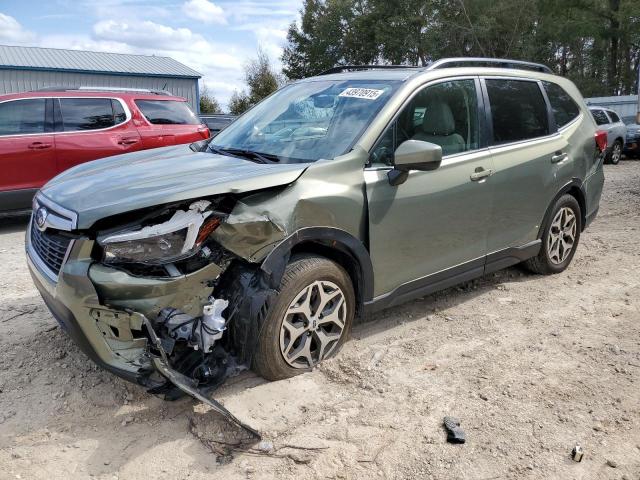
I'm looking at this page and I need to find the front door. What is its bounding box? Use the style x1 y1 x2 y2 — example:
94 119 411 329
366 78 494 299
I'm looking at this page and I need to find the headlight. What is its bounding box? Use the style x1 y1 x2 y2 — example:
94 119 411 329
99 200 221 265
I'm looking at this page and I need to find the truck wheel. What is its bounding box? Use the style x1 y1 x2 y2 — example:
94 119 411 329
252 256 355 381
524 194 582 275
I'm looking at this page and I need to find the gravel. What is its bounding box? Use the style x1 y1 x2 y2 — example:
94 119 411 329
0 161 639 479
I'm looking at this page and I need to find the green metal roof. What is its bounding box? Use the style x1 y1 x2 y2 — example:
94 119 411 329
0 44 201 78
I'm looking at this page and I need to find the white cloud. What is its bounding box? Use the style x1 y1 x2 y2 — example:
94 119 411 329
183 0 227 25
0 13 37 45
91 19 249 106
0 2 302 109
41 34 134 54
222 1 300 21
254 27 287 66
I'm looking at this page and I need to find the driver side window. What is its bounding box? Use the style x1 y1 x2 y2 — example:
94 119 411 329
370 79 480 166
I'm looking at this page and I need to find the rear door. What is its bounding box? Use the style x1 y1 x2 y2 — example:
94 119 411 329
134 99 208 147
483 77 567 258
54 97 142 173
0 98 56 208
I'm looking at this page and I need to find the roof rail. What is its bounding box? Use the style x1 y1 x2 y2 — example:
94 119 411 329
427 57 553 74
319 65 419 75
32 86 172 95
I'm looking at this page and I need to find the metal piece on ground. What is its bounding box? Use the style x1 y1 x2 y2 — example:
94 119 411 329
571 445 584 462
443 416 466 444
138 312 261 439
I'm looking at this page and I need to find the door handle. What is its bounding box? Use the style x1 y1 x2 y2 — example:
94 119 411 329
118 138 139 145
470 168 493 181
28 142 52 150
551 152 568 164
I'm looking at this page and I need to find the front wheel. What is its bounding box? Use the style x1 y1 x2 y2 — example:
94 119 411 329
252 256 355 381
523 194 582 275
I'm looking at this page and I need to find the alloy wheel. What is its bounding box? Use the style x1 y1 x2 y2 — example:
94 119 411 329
547 207 577 265
612 142 622 164
279 280 347 369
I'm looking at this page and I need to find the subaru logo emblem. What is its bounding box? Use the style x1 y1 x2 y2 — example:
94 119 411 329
35 207 48 231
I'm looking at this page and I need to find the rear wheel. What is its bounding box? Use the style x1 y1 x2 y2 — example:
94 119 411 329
252 256 355 381
523 194 582 275
607 140 622 165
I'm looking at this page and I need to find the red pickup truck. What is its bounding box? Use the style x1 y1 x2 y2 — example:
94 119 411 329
0 88 210 215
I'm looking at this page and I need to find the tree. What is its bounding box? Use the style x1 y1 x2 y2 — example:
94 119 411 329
199 82 222 114
281 0 640 96
229 49 284 115
228 90 252 115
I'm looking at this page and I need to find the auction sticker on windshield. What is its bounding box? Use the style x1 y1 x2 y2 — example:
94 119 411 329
339 88 384 100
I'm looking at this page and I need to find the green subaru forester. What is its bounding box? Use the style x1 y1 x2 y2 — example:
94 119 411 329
26 58 604 431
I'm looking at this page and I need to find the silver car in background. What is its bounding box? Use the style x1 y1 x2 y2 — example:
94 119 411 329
589 107 627 164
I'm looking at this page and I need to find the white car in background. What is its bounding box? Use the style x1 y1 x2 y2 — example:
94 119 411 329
589 107 627 164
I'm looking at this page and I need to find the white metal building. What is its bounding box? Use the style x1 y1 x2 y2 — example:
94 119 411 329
586 94 639 119
0 45 202 112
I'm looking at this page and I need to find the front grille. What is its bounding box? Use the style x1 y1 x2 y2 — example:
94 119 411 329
30 226 72 276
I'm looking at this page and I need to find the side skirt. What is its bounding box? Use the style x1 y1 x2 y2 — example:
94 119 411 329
364 240 541 314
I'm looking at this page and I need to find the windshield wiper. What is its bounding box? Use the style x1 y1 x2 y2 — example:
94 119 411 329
209 146 280 163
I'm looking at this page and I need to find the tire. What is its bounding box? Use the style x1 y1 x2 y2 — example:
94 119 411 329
607 140 623 165
523 194 582 275
252 255 355 381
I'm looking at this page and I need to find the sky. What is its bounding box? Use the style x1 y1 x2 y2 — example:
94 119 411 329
0 0 303 107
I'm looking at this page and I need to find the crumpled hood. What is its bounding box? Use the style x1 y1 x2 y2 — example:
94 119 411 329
41 144 309 229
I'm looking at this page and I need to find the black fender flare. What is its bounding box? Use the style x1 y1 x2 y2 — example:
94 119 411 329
260 227 374 304
537 178 587 238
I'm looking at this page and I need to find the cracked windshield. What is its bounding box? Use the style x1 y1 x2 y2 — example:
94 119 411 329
210 79 400 163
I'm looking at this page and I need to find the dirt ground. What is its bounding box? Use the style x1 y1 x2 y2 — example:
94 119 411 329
1 161 639 480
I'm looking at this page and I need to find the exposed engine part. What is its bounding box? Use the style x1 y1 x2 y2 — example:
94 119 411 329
158 298 229 353
136 312 260 439
200 299 229 351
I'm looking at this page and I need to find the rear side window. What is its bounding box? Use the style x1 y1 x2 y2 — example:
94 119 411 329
591 109 609 125
486 79 549 144
60 98 116 131
608 111 621 122
112 99 127 124
0 99 46 135
135 100 200 125
543 81 580 128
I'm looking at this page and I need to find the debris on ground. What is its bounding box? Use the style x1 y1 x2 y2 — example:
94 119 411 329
443 416 466 444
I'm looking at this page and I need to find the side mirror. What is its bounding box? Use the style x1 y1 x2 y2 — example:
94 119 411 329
388 140 442 186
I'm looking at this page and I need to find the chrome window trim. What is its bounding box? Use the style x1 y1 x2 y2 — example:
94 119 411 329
557 112 584 132
0 96 132 138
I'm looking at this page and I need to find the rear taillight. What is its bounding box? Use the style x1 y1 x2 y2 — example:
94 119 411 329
198 126 210 139
595 130 607 153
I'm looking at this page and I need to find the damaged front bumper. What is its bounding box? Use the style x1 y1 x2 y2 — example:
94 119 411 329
27 231 260 436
